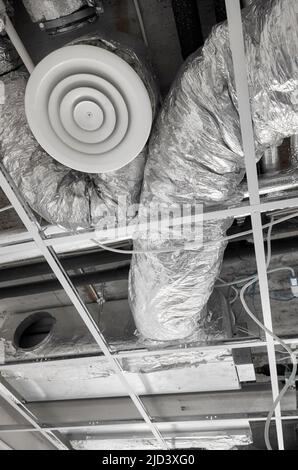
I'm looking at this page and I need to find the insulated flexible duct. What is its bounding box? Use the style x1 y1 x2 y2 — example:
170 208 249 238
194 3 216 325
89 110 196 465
22 0 87 23
129 0 298 341
0 34 158 230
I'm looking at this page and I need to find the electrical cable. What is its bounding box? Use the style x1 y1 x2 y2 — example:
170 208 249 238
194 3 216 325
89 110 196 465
216 214 293 288
92 208 298 449
215 266 295 288
236 325 257 337
217 277 239 299
230 288 239 304
92 211 298 255
91 239 187 255
219 211 297 449
239 214 297 450
270 292 295 302
240 277 297 451
0 205 13 213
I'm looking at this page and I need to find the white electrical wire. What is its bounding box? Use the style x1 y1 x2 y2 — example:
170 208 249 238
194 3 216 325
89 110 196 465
92 209 298 450
230 288 239 304
266 215 274 269
218 212 297 450
0 205 13 213
92 211 298 255
217 277 239 299
215 266 295 288
216 213 293 288
238 214 297 450
236 325 256 337
240 276 297 451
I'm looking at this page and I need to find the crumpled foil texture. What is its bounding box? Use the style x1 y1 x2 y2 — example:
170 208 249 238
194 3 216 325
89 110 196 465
129 0 298 341
22 0 87 23
0 34 158 230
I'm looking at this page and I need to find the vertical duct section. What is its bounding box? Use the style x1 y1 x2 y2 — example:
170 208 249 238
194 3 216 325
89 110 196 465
129 0 298 341
260 146 283 175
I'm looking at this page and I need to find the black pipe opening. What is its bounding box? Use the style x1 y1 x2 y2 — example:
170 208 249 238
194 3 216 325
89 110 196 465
171 0 204 59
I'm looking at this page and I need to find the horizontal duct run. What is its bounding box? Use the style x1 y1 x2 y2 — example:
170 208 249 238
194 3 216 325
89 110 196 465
0 249 131 283
0 266 129 299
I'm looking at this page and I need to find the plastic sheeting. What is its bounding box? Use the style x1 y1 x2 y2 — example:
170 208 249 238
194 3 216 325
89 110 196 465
129 0 298 341
0 34 158 230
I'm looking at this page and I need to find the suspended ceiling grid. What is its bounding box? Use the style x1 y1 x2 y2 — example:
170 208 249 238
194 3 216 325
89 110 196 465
0 0 297 451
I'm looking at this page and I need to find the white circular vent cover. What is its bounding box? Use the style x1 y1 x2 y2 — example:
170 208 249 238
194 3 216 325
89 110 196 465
25 45 153 173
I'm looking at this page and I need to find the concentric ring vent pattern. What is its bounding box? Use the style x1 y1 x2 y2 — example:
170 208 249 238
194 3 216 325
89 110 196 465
25 45 153 173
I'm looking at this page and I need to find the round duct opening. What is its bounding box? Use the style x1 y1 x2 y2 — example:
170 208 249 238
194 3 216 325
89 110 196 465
14 312 56 351
25 45 153 174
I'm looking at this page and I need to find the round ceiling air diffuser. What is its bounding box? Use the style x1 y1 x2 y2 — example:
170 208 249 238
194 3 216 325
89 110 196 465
25 45 153 173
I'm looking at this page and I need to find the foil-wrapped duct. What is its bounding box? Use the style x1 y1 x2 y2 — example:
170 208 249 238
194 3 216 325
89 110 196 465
22 0 87 23
0 34 158 230
291 136 298 164
129 0 298 341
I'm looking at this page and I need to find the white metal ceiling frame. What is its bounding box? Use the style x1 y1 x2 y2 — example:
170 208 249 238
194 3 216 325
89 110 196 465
0 192 297 256
0 166 168 450
0 0 295 451
4 414 298 434
225 0 288 450
0 375 70 450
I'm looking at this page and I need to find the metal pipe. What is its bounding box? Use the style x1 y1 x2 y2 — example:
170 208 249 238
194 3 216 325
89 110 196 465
260 146 282 175
0 1 34 74
0 266 129 299
2 231 298 291
243 176 298 199
0 250 131 283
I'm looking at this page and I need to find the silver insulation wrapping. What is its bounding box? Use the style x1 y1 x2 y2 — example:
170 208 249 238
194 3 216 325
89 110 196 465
22 0 87 23
129 0 298 341
0 34 158 230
